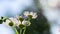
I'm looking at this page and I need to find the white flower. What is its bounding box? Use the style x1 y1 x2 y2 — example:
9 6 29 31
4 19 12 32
22 20 31 26
14 19 30 27
5 18 18 27
24 11 37 19
4 17 30 28
15 15 24 22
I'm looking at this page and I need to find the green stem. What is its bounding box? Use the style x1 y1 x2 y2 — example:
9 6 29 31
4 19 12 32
28 18 30 21
20 29 22 34
28 18 31 26
23 27 26 34
14 28 19 34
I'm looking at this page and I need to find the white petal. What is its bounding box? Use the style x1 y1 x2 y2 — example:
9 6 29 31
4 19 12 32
32 13 37 19
11 18 21 26
33 12 37 16
6 19 10 24
16 16 23 20
30 12 34 15
32 15 37 19
24 11 29 16
5 18 17 27
4 19 11 27
22 20 28 26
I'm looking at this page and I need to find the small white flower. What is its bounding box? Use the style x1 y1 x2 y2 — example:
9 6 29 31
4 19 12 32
15 15 24 22
5 18 18 27
24 11 37 19
14 19 30 27
22 20 31 26
15 15 31 26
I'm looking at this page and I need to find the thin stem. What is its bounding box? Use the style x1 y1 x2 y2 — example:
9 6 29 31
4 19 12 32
23 27 26 34
28 18 30 21
14 27 19 34
20 29 22 34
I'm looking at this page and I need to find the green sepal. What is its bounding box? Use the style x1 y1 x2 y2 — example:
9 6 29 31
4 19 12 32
0 19 3 24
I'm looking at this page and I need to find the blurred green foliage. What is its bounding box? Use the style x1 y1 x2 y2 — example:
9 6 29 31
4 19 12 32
25 12 50 34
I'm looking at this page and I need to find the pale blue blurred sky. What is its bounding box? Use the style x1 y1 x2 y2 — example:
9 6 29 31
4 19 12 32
0 0 35 17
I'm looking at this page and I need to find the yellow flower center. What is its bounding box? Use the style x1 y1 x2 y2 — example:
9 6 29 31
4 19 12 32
9 22 14 26
19 24 25 29
19 18 24 22
28 15 33 19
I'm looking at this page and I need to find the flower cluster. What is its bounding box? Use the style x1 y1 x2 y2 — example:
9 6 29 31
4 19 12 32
0 11 37 34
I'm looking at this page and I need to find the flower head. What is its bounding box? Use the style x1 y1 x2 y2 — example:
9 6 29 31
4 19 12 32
5 18 17 27
14 18 31 28
22 20 31 26
18 20 31 29
24 11 37 19
18 20 30 26
16 16 24 22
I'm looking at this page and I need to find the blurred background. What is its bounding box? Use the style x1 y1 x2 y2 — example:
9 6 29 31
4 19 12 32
0 0 50 34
